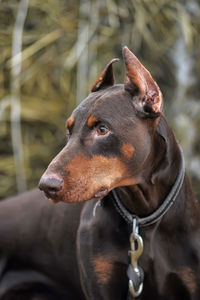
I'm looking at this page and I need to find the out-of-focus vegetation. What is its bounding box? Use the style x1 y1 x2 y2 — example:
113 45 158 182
0 0 200 200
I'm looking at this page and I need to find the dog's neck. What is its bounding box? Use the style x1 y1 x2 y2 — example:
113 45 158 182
116 117 187 219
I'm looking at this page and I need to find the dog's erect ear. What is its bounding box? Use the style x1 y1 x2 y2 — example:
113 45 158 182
91 58 119 92
123 46 162 117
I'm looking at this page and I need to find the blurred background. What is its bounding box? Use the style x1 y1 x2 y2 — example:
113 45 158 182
0 0 200 200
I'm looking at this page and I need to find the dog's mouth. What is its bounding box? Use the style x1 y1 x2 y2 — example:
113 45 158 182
44 187 109 203
40 152 129 204
44 192 60 203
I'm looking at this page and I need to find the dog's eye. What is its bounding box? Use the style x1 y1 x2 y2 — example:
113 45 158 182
97 125 109 136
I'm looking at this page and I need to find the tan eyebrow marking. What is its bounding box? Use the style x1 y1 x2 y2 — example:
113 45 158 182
87 114 98 127
121 143 135 159
67 116 75 129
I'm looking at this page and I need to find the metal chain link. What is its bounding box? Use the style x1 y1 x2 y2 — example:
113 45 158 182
128 218 144 298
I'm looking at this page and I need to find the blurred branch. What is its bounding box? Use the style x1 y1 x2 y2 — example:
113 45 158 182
76 0 90 105
64 24 97 70
7 29 62 69
64 0 100 72
11 0 29 193
0 96 11 121
88 1 100 86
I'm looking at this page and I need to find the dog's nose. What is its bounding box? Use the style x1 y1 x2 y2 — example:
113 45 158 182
38 176 63 199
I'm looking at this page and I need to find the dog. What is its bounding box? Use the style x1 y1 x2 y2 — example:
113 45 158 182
0 47 199 300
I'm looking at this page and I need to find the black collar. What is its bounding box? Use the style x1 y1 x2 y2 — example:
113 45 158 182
111 145 185 228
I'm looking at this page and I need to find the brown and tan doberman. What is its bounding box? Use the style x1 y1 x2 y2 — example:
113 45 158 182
0 47 199 299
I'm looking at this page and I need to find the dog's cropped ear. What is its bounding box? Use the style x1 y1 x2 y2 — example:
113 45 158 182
123 46 162 118
91 58 119 92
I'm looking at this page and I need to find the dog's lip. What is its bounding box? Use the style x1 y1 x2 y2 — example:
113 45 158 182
44 191 60 203
44 188 109 202
94 188 108 198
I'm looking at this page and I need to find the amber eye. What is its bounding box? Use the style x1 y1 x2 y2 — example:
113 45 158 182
97 125 109 135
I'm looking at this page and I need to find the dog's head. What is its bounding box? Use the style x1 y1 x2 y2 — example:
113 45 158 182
39 47 163 203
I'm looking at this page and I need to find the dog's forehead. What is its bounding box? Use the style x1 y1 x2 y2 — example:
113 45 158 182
77 85 123 109
72 84 134 123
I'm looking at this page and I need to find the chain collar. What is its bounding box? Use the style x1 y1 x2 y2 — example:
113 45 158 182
111 144 185 298
111 144 185 228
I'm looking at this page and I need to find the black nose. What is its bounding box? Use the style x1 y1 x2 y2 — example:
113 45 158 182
38 176 63 199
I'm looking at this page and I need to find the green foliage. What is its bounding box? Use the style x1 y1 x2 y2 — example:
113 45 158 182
0 0 200 199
